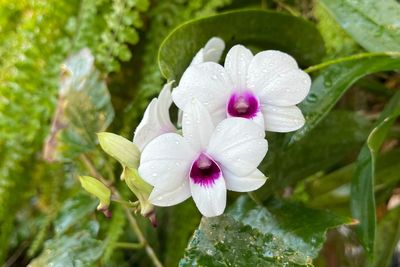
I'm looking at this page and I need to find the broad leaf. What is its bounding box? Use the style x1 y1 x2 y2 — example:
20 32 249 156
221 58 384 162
180 196 351 266
320 0 400 52
257 111 370 199
159 9 325 80
351 92 400 256
43 48 114 161
290 54 400 143
28 231 104 267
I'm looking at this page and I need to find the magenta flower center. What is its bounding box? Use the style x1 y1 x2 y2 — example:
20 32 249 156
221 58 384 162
190 153 221 187
227 90 259 119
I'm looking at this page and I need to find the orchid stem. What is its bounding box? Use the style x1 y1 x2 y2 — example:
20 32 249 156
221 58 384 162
304 52 400 74
113 242 144 250
80 154 163 267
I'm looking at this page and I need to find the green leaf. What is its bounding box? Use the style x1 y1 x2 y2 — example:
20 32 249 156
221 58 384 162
79 175 111 213
97 132 140 169
180 196 351 266
370 207 400 267
290 54 400 143
351 92 400 256
158 9 325 81
44 48 115 161
54 194 97 236
257 110 370 198
319 0 400 52
28 231 104 267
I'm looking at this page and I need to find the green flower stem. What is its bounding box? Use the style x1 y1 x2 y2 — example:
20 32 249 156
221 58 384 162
80 154 163 267
304 52 400 73
113 242 144 250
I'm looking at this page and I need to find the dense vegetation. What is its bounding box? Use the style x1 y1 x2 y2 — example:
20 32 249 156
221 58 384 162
0 0 399 266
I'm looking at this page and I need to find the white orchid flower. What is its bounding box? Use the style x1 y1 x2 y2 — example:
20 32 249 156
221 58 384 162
190 37 225 65
172 45 311 132
177 37 226 127
138 99 268 217
133 82 176 151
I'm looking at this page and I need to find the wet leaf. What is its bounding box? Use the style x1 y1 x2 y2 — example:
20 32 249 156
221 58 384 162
290 54 400 143
159 9 325 81
320 0 400 52
180 196 351 266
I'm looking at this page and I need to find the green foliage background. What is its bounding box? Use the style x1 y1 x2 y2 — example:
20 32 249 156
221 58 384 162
0 0 399 266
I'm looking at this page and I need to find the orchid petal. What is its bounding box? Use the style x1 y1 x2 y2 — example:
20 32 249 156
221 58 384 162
262 105 305 132
247 50 311 106
182 99 214 151
223 168 267 192
139 133 196 191
149 180 191 206
224 45 253 90
191 37 225 65
207 118 268 177
172 62 233 121
190 173 226 217
134 83 176 151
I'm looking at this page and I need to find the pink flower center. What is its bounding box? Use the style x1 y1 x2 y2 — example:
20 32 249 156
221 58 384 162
190 153 221 187
227 90 259 119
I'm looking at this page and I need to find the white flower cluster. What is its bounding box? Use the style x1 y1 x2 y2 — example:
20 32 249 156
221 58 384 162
134 38 311 217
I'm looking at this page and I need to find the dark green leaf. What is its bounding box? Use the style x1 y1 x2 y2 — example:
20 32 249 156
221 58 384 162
258 111 370 198
370 207 400 267
351 92 400 256
159 9 325 80
180 196 351 266
319 0 400 52
290 54 400 143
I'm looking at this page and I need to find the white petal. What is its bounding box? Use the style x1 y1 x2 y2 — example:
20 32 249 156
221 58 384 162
139 133 196 191
190 48 205 65
207 118 268 177
224 45 253 90
182 99 214 151
223 168 267 192
172 62 233 117
262 105 305 132
247 50 298 92
149 180 191 206
190 174 226 217
259 69 311 106
202 37 225 63
156 82 175 128
247 50 311 106
133 99 158 151
134 83 176 151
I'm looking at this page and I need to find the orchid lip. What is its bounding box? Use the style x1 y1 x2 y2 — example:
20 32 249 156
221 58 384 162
227 90 260 119
190 153 221 187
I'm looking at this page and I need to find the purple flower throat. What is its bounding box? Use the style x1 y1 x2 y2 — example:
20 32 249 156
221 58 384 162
190 153 221 187
227 90 259 119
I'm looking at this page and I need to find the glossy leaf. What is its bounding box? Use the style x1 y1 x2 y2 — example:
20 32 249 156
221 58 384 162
54 195 97 236
180 196 351 266
159 9 325 80
257 111 370 199
351 92 400 256
320 0 400 52
290 54 400 143
28 231 104 267
370 207 400 267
